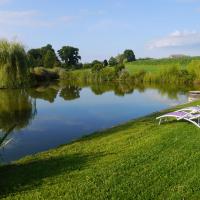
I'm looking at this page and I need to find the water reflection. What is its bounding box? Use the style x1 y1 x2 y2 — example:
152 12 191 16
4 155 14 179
0 90 36 148
0 81 196 163
60 84 81 101
29 84 59 103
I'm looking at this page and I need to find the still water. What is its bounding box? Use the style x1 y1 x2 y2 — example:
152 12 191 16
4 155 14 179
0 81 195 163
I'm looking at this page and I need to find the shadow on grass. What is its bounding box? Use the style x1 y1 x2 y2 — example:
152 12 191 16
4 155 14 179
0 152 104 198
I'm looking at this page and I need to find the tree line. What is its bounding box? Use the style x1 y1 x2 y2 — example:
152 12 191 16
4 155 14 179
28 44 82 69
27 44 136 70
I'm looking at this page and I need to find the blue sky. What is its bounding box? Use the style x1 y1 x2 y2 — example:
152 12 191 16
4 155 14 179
0 0 200 62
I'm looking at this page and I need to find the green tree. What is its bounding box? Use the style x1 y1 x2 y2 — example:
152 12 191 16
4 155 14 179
27 48 43 67
41 44 58 68
123 49 136 62
92 60 102 66
28 44 59 68
44 50 57 68
108 57 118 66
58 46 81 68
103 59 108 67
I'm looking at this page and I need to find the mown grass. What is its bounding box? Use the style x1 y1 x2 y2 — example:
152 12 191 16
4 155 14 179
125 57 200 75
1 101 200 199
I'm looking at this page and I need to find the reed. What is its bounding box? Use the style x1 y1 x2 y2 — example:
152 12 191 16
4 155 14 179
0 40 30 88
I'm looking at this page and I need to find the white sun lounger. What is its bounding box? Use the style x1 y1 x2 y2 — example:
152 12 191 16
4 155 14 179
177 105 200 113
156 110 200 128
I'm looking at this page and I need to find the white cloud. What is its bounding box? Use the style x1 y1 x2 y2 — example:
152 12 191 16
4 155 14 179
148 30 200 49
0 10 54 27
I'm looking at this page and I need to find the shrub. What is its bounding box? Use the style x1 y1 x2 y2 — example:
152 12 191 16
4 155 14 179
31 67 59 82
91 63 104 73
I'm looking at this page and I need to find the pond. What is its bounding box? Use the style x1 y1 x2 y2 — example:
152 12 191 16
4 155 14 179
0 81 196 163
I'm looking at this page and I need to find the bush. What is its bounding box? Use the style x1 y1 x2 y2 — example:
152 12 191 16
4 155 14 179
91 63 104 73
31 67 59 82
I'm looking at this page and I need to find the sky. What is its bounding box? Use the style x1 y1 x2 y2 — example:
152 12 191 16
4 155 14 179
0 0 200 62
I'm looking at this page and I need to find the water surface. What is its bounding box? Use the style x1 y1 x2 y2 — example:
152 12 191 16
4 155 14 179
0 81 194 163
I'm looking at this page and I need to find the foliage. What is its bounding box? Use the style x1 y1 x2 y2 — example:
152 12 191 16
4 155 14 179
31 67 59 82
0 89 36 134
123 49 136 62
188 60 200 81
91 60 102 66
91 63 104 73
27 48 43 67
0 40 31 88
115 63 125 75
28 44 59 68
59 84 81 101
58 46 81 68
108 57 118 66
115 54 124 64
2 101 200 199
98 67 116 81
43 50 57 68
83 63 93 69
103 59 108 67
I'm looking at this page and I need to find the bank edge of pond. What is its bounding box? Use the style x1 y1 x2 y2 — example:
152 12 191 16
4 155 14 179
1 100 200 199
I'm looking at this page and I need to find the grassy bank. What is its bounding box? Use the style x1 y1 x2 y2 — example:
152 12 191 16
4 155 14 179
56 57 200 84
1 101 200 199
126 57 200 74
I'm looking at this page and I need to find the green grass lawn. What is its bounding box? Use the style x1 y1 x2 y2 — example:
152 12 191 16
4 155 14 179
1 101 200 199
125 59 188 75
125 62 168 74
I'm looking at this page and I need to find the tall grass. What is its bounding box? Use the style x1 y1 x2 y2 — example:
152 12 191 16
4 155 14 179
0 40 30 88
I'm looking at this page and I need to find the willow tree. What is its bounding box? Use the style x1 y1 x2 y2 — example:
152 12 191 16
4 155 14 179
0 40 30 88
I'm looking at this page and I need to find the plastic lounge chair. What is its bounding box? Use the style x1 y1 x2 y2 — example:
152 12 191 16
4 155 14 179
156 111 200 128
177 105 200 114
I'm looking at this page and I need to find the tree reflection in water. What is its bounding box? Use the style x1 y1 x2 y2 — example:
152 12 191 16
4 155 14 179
0 90 37 149
60 85 81 101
